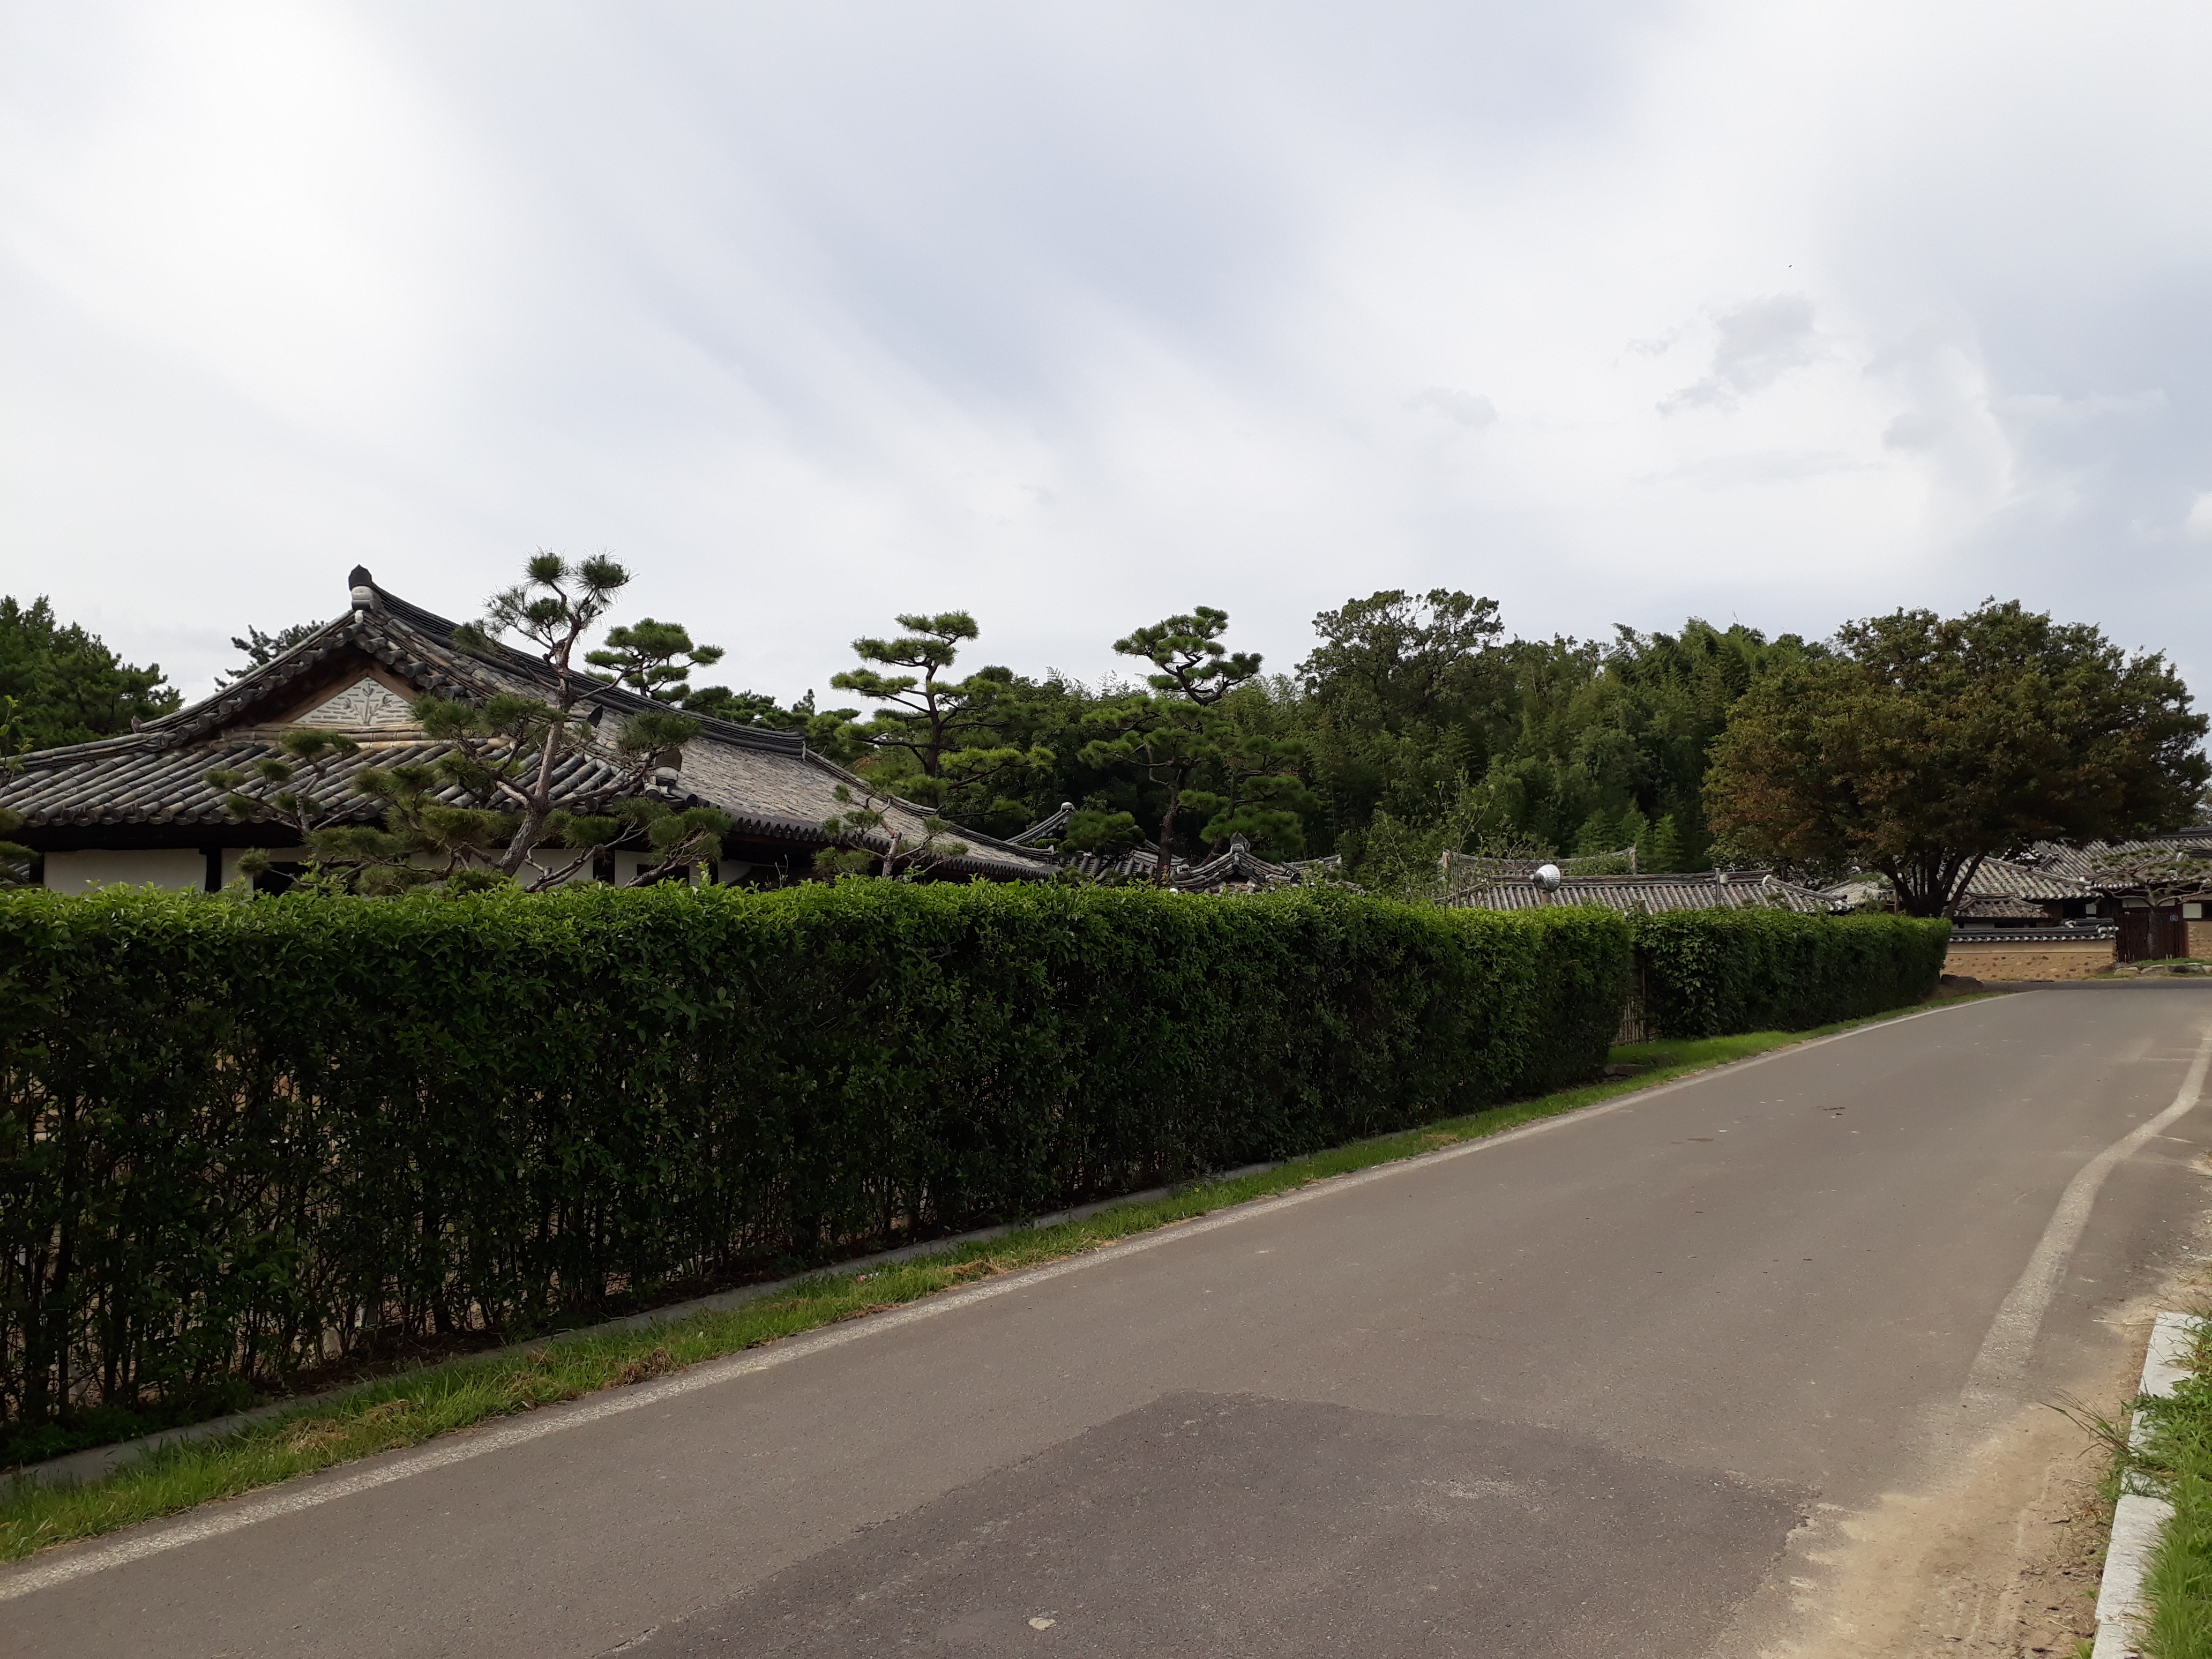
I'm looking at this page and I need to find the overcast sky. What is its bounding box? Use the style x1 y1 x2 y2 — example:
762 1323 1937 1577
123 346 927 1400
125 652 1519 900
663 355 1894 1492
5 1 2209 707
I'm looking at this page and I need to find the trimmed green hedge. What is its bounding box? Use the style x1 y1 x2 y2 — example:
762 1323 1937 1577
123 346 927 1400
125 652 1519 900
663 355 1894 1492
1628 909 1951 1038
0 881 1627 1433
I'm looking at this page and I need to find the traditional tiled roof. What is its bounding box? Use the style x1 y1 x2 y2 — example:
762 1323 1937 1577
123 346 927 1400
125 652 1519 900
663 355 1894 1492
1818 857 2096 911
1963 859 2098 901
2016 831 2212 889
0 569 1052 881
1446 871 1838 916
1171 837 1302 893
1006 806 1340 892
1951 894 2059 921
1007 803 1076 847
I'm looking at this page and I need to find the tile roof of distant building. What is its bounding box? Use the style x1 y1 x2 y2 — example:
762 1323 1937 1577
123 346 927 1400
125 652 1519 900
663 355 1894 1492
1446 870 1837 915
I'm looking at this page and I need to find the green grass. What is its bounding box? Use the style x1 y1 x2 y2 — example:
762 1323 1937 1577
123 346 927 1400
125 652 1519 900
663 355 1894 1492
0 1000 1967 1563
2130 1317 2212 1657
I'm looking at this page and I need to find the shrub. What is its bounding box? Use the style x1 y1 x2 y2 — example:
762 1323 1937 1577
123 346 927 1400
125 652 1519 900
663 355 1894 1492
0 881 1628 1433
1629 908 1949 1038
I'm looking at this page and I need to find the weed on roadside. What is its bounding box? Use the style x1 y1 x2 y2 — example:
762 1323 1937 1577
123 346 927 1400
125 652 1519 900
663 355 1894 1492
2135 1312 2212 1658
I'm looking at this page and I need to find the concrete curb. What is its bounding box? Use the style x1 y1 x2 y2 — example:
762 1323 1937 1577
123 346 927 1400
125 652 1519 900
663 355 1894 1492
2092 1310 2201 1659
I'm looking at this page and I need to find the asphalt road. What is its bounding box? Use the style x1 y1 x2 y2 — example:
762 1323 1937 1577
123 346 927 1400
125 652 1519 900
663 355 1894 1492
9 985 2212 1658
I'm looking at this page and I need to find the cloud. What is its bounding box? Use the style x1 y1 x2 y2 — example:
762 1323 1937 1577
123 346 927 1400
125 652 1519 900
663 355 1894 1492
5 1 2212 709
1882 414 1942 452
1404 387 1498 429
1993 390 2166 425
1660 295 1821 413
2188 494 2212 542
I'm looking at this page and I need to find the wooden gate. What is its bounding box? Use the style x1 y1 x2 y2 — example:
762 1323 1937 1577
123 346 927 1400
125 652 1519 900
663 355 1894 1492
2117 904 2188 962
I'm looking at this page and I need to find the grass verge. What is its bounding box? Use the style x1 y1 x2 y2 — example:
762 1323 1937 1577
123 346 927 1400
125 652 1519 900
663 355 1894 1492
2129 1316 2212 1656
0 999 1972 1565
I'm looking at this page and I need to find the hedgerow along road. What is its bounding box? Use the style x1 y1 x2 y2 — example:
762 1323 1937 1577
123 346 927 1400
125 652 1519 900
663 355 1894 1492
8 983 2209 1658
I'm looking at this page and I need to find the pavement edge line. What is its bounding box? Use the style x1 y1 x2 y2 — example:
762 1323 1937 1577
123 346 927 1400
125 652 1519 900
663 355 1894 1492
1962 1025 2212 1406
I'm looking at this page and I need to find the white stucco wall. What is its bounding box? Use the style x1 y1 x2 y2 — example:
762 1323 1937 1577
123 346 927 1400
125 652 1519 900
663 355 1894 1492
606 852 756 886
43 849 206 895
614 850 684 886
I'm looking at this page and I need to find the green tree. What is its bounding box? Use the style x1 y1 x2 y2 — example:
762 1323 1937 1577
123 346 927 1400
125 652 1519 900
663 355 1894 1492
1298 609 1818 882
446 553 712 881
203 728 367 874
0 596 180 750
1053 807 1145 858
1176 681 1313 858
817 780 969 878
1706 600 2210 915
679 685 817 728
1082 608 1298 881
0 806 32 887
1299 589 1505 727
1296 589 1510 854
827 612 1050 812
213 621 323 689
0 693 32 773
584 618 726 703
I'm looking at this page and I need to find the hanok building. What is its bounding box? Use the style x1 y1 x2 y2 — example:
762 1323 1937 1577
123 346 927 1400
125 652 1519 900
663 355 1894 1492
1817 857 2105 927
1 568 1054 892
2015 831 2212 961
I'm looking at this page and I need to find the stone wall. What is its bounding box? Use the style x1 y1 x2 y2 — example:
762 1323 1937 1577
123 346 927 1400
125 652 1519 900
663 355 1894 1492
1944 938 2112 982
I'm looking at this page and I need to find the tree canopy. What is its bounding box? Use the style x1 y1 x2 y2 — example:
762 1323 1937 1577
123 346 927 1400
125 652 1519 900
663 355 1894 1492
214 622 322 689
1705 601 2209 915
24 573 2207 899
0 596 180 750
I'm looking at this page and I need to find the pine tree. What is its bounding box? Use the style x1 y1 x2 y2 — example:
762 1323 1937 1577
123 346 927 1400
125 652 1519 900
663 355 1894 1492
0 596 179 749
827 612 1049 811
1643 813 1685 872
584 619 725 703
214 622 323 689
1081 608 1302 881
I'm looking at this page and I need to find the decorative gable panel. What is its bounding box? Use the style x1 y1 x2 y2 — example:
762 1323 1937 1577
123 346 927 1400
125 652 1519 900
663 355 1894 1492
294 676 418 730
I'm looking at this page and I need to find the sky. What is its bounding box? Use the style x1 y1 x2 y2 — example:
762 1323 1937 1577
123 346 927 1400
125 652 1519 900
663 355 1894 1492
4 0 2210 708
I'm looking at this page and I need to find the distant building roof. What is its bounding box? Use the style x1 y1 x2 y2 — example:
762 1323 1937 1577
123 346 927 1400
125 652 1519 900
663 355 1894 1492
2016 830 2212 890
1007 805 1342 892
1818 857 2096 912
0 569 1053 881
1446 870 1837 916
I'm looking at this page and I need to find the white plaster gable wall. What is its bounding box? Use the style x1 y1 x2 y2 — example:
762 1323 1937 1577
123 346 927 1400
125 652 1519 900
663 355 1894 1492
43 849 205 895
608 852 756 886
293 676 418 729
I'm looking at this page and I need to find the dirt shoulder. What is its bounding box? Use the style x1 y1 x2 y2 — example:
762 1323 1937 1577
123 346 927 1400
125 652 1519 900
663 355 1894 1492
1747 1245 2212 1655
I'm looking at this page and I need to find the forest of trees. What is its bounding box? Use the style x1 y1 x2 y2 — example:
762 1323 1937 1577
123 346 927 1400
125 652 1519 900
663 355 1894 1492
713 587 1826 888
9 581 2201 902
